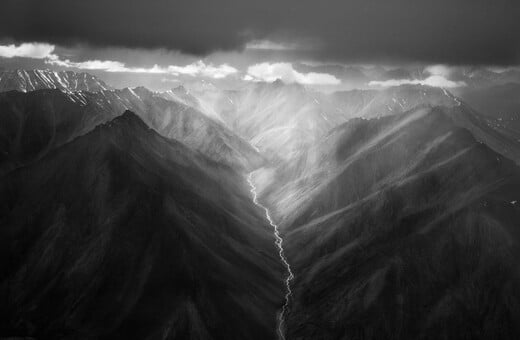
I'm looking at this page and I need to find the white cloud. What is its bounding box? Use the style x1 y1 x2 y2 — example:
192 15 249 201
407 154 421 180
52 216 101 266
166 61 238 78
245 40 296 50
48 58 133 72
161 77 180 83
369 64 466 88
0 43 57 59
243 74 257 81
369 75 466 88
47 57 238 79
246 62 341 85
424 64 455 78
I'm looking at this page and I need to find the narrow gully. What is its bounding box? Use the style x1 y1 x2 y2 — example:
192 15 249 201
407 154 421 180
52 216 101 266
247 172 294 340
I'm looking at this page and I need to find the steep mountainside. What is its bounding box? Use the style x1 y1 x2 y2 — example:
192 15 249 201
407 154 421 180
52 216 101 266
257 107 520 339
460 83 520 119
158 85 205 113
0 112 284 340
0 87 263 175
251 98 520 227
458 83 520 161
448 103 520 164
0 89 104 175
117 87 264 171
0 69 111 93
214 81 334 162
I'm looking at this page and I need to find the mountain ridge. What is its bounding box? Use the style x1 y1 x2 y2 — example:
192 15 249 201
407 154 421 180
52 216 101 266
0 86 264 175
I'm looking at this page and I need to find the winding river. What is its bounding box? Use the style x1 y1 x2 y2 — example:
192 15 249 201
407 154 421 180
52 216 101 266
247 172 294 340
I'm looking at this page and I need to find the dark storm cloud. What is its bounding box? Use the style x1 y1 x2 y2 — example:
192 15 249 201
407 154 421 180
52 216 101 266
1 0 519 65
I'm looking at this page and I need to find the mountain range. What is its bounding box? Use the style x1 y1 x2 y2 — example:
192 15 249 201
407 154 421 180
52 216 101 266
0 83 263 175
1 68 520 340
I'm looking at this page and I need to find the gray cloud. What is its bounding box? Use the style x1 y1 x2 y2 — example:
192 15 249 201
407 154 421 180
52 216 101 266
1 0 519 65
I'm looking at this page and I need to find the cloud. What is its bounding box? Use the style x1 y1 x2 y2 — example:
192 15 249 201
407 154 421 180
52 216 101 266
369 75 466 88
369 64 467 88
0 41 238 79
424 65 457 78
246 62 340 85
243 74 257 82
0 42 56 59
0 0 518 65
47 57 238 79
48 58 132 72
167 61 238 78
161 78 180 83
245 40 297 51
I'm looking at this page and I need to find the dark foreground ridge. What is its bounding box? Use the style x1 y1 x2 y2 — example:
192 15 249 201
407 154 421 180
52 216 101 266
0 111 285 339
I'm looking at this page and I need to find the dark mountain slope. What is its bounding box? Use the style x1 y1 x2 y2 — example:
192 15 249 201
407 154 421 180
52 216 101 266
460 83 520 119
0 89 103 174
262 107 520 339
447 103 520 164
456 83 520 163
120 87 264 171
0 111 284 340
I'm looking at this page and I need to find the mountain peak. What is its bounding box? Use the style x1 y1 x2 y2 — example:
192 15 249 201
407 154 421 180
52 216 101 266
115 110 148 127
173 85 188 94
272 78 285 86
101 110 150 133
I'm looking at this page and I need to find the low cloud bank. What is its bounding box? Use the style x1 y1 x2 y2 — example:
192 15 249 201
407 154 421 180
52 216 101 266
0 42 56 59
370 64 466 88
246 62 341 85
0 42 238 79
48 58 238 79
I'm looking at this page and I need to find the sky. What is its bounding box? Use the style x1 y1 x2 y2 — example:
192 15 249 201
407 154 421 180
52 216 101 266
0 0 519 90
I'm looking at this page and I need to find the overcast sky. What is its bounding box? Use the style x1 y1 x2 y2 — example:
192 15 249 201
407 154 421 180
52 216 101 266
0 0 519 90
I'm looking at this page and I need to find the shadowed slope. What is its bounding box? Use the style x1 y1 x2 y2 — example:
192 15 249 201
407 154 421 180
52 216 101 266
0 111 284 340
0 87 263 175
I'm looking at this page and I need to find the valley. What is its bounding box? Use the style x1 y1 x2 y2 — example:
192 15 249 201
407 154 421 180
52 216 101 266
1 68 520 339
247 172 294 340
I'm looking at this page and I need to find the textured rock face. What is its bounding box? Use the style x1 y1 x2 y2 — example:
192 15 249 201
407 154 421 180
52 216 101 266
0 69 111 93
